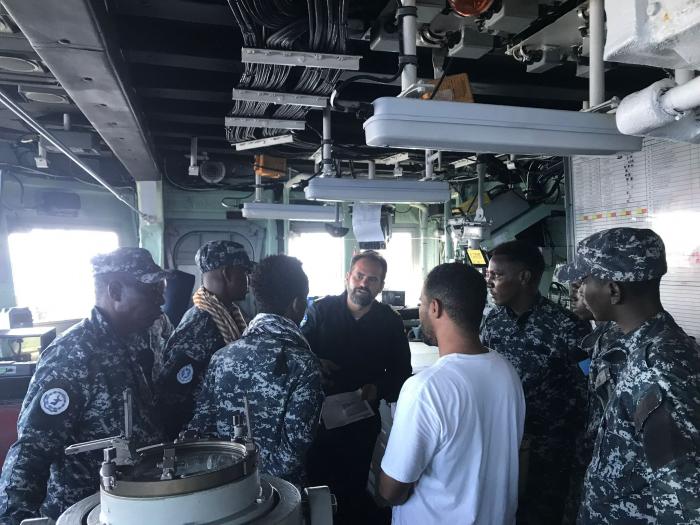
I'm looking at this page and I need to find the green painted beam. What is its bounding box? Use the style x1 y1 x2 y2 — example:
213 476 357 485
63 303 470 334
137 181 165 266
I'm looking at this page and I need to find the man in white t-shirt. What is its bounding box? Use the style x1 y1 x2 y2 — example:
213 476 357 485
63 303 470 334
379 263 525 525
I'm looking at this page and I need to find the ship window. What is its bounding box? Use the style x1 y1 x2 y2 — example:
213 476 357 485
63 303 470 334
288 232 345 298
8 228 119 322
287 230 419 305
377 231 420 307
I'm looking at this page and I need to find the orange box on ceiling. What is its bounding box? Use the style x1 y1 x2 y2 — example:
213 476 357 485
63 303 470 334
254 155 287 179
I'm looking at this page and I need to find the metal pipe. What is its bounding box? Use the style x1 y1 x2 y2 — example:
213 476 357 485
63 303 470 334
37 140 47 162
588 0 605 106
321 105 333 177
425 150 433 180
62 113 70 131
0 89 150 221
675 69 695 86
254 173 262 202
476 161 486 216
581 96 620 113
189 137 198 170
368 160 376 180
444 200 454 261
401 0 417 92
563 159 576 263
662 75 700 113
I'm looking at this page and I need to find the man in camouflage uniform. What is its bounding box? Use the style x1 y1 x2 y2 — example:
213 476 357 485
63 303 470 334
480 240 590 524
556 227 700 524
143 312 174 382
0 248 167 525
190 255 322 486
156 240 252 438
564 281 625 524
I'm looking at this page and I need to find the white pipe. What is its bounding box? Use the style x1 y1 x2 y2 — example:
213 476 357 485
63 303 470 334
189 137 198 169
254 173 262 202
368 160 376 180
425 150 433 180
401 0 417 92
63 113 71 131
476 161 486 216
588 0 605 106
37 140 47 161
662 75 700 113
675 69 695 86
444 200 454 261
321 105 333 177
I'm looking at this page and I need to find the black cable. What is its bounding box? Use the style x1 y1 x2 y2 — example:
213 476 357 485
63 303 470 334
429 56 452 100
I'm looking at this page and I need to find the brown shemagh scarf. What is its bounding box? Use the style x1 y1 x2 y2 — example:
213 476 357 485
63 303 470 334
192 287 247 344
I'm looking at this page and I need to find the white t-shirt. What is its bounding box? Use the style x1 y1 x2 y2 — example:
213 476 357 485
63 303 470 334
381 351 525 525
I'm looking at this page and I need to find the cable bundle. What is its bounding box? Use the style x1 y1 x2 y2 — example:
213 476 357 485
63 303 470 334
225 0 348 156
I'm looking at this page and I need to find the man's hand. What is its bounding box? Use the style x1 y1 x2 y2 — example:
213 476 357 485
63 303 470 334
319 359 340 387
361 383 378 402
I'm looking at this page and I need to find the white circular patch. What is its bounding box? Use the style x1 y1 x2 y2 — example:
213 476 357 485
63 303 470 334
176 364 194 385
40 388 70 415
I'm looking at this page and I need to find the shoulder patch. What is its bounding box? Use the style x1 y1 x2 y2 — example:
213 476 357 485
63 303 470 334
177 364 194 384
40 388 70 415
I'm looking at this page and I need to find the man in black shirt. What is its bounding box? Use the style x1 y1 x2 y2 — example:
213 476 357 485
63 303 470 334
302 250 412 524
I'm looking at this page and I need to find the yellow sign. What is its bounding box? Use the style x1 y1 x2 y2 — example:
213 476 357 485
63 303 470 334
467 249 487 266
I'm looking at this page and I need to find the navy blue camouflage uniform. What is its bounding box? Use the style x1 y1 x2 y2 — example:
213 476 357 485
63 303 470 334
0 248 167 525
557 227 700 524
581 321 626 451
156 240 253 438
480 293 591 524
189 313 323 486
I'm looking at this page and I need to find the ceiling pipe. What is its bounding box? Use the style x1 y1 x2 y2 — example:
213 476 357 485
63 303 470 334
321 104 333 177
400 0 418 92
588 0 605 107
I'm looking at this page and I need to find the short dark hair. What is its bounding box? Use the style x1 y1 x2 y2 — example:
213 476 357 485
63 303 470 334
350 250 387 281
424 263 486 332
250 255 308 315
490 240 545 284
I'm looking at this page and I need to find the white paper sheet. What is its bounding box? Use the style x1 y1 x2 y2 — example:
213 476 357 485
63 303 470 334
321 389 375 430
352 203 385 243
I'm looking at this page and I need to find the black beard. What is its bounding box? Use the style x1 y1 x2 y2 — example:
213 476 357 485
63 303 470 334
350 288 373 307
422 326 437 346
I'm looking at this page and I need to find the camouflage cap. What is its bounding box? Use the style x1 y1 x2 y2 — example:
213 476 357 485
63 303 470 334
91 247 167 283
556 227 667 283
195 240 254 273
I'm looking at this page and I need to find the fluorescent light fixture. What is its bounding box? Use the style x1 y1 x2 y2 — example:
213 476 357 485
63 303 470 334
304 177 450 204
242 202 337 222
364 97 643 155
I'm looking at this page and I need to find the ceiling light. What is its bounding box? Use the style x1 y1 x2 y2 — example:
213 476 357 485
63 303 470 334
304 177 450 204
364 97 643 155
0 56 42 73
448 0 494 17
22 91 69 104
242 202 337 222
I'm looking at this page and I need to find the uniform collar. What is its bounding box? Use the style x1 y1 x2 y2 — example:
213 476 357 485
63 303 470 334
91 306 141 351
243 313 309 349
621 310 669 350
